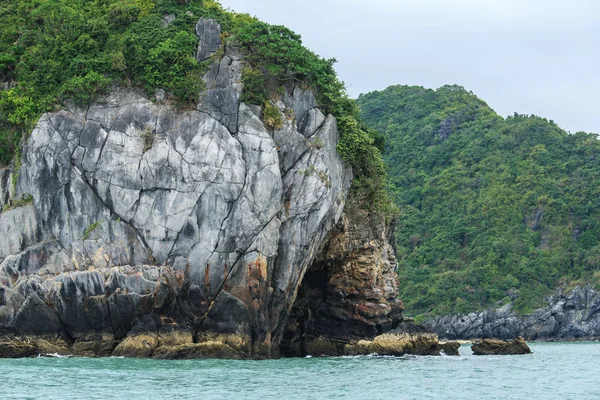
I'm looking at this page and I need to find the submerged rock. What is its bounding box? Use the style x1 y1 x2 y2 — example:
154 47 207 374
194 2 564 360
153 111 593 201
471 337 532 355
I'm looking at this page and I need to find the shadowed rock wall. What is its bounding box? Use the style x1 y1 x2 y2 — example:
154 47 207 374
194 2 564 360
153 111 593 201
281 204 405 356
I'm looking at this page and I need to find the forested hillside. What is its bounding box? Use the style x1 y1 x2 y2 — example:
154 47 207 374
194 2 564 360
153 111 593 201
359 85 600 319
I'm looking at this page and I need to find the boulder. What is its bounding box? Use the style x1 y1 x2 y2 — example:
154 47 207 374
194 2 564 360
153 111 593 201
112 334 159 358
439 341 461 356
71 333 118 357
471 337 532 355
0 338 38 358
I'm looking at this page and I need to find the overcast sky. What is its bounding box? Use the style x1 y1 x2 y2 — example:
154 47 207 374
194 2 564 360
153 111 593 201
219 0 599 134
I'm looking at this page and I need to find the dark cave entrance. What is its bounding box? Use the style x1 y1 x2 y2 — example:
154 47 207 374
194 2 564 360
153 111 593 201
280 262 330 357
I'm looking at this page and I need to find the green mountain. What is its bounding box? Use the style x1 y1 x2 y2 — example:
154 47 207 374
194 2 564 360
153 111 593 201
358 84 600 319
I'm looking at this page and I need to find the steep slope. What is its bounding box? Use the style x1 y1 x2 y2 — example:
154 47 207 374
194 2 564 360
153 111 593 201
358 85 600 323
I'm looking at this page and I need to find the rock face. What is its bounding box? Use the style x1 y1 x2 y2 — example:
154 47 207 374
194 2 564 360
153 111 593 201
0 18 365 359
471 337 531 355
425 286 600 341
0 168 12 210
281 204 408 357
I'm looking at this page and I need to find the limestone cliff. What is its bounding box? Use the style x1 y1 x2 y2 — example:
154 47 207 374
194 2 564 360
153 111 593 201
0 18 434 359
0 18 353 358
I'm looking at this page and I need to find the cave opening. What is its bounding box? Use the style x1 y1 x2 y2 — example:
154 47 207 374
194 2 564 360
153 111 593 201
280 262 330 357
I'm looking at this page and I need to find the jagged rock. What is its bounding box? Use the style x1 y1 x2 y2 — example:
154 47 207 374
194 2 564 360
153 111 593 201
298 108 326 138
14 293 62 336
282 83 318 126
1 240 72 278
0 338 38 358
471 337 531 355
196 18 222 61
425 286 600 341
51 271 107 338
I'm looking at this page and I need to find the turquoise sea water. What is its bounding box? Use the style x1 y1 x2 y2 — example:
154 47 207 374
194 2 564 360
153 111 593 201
1 342 598 400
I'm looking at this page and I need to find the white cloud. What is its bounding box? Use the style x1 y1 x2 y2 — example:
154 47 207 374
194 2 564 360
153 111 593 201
220 0 600 133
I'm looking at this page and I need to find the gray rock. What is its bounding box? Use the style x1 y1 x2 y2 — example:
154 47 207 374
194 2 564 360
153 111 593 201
14 292 62 336
282 83 317 125
161 13 176 28
0 240 71 278
155 89 166 103
198 55 243 133
196 18 222 61
298 108 326 138
0 205 45 262
0 168 11 210
425 286 600 340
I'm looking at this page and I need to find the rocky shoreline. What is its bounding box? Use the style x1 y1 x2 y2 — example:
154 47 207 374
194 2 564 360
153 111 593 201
0 321 460 359
425 286 600 341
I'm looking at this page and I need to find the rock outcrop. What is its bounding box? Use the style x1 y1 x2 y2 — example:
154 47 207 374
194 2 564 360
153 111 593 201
281 204 424 357
425 286 600 341
0 17 354 359
471 337 531 355
0 18 440 359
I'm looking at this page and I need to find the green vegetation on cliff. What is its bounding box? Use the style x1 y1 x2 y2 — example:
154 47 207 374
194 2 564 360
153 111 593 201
0 0 389 210
0 0 222 165
358 85 600 318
